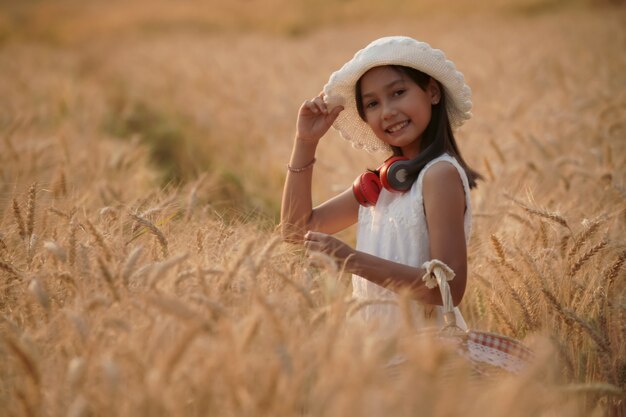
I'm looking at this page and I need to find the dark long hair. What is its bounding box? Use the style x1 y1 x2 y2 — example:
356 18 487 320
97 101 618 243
355 65 482 188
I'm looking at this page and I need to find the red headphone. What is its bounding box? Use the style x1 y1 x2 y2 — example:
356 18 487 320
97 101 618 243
352 156 414 206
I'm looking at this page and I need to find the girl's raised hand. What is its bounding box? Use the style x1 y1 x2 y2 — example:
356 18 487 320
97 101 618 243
296 93 344 144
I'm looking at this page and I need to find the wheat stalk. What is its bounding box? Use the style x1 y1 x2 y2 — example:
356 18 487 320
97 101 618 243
2 335 41 387
185 173 207 222
488 138 506 164
176 267 223 281
559 382 624 397
255 294 286 342
162 323 207 382
549 335 575 379
238 312 262 352
188 294 228 320
218 239 256 291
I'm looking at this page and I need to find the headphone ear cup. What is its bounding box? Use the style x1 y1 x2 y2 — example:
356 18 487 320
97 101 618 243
379 156 412 192
353 172 382 207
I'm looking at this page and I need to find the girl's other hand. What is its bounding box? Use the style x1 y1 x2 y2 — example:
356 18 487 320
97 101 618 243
304 231 354 263
296 93 344 144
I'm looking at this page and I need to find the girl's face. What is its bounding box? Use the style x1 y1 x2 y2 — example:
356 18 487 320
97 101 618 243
359 66 440 158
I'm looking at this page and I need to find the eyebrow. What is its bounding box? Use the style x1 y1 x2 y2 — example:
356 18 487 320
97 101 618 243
361 78 406 99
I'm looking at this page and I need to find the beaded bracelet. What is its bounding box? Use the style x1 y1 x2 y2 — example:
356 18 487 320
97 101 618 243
287 158 316 173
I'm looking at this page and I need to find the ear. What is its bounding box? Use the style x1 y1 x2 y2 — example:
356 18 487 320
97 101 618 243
427 78 441 105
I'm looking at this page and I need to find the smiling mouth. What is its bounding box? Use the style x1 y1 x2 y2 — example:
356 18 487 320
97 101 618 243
386 120 409 133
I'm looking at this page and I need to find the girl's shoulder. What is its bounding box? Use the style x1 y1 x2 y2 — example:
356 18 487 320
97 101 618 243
417 154 471 198
419 154 468 181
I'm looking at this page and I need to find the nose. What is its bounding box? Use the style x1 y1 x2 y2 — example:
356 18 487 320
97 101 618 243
381 101 397 120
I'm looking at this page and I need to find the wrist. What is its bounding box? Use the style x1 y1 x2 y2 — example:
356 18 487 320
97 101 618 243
294 135 321 148
289 137 318 167
342 249 359 272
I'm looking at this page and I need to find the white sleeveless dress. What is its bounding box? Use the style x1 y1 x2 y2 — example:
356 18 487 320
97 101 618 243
352 154 471 334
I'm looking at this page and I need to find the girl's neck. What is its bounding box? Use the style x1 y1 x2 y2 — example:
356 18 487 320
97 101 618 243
400 141 422 160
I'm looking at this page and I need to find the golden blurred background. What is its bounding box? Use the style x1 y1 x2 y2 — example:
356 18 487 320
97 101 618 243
0 1 625 415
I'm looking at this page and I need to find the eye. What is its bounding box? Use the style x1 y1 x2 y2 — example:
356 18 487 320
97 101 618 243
365 100 378 109
393 89 406 97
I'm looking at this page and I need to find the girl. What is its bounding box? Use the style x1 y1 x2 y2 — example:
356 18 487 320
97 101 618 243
281 36 481 332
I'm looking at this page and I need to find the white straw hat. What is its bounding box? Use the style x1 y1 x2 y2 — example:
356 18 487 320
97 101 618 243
323 36 472 153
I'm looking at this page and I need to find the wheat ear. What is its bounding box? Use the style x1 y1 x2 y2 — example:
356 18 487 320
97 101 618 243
68 219 77 266
146 293 201 322
604 250 626 290
483 157 495 181
121 245 143 286
567 218 604 259
97 256 119 301
271 267 315 309
568 239 608 277
25 182 37 237
487 297 516 335
84 219 113 261
162 323 207 382
130 213 168 258
196 229 204 254
540 285 610 354
52 169 67 198
48 207 71 220
488 258 535 331
506 194 570 230
0 234 7 254
12 199 27 239
490 234 507 263
2 335 41 386
255 294 286 342
0 260 20 279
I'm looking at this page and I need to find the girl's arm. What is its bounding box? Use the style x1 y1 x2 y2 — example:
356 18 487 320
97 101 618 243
281 95 358 242
305 161 467 306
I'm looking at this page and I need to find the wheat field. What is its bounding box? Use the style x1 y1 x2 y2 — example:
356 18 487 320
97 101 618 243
0 1 625 416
